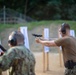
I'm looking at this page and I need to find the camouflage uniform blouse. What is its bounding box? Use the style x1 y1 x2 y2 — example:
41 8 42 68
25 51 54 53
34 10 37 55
0 45 36 75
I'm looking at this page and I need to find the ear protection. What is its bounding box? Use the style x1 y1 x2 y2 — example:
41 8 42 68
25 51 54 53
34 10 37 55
8 31 17 46
61 23 66 34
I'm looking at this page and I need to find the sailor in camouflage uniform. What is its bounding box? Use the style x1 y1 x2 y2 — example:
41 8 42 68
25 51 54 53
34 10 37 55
0 31 36 75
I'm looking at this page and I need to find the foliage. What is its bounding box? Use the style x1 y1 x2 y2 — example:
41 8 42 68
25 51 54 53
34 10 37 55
0 0 76 20
0 20 76 31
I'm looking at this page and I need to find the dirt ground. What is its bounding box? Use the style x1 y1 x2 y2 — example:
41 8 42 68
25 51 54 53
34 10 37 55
34 52 65 75
2 52 65 75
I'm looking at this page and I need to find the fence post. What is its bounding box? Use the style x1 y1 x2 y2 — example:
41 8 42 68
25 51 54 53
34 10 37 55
3 6 6 25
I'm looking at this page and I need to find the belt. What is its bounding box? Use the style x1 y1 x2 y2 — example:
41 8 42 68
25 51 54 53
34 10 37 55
65 60 76 69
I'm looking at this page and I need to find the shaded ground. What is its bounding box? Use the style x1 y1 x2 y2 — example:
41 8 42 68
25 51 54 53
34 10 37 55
2 52 65 75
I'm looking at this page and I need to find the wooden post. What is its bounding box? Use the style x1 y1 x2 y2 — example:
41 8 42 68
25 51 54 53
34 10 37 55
42 30 45 72
58 48 62 67
43 46 49 72
43 28 49 72
46 52 49 71
43 50 45 72
58 28 62 67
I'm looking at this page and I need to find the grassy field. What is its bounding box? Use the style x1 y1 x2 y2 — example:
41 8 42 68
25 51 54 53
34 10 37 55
0 20 76 32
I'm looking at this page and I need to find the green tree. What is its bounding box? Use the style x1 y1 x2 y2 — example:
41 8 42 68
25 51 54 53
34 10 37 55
0 0 76 20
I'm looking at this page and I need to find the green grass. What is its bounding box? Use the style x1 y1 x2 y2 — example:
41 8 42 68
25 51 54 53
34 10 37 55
0 20 76 32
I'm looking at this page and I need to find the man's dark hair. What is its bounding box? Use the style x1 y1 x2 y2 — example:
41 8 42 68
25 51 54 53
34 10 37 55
62 23 70 30
61 23 70 34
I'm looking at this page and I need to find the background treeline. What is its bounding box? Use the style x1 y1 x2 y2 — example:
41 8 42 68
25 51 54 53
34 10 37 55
0 0 76 20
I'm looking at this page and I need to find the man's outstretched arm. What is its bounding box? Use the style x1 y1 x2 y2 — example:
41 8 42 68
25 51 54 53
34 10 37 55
35 38 57 47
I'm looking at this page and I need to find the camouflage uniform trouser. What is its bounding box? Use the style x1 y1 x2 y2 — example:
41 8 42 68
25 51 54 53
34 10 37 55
65 65 76 75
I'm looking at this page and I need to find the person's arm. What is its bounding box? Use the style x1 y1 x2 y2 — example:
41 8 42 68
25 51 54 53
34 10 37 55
35 38 57 47
0 45 6 52
0 48 15 71
0 45 6 56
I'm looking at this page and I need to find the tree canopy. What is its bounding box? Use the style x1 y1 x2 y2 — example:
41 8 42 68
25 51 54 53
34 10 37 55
0 0 76 20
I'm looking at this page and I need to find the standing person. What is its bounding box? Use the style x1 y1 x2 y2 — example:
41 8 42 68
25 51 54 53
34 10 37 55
35 23 76 75
0 31 36 75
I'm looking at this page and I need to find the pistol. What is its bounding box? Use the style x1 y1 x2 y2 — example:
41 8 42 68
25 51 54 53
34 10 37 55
0 45 6 52
32 34 42 37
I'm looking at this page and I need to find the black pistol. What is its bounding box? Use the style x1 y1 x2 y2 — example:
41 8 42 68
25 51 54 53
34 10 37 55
0 45 6 52
32 34 42 37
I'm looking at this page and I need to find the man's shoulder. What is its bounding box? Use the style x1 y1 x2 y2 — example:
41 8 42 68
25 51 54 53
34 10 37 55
60 36 71 40
65 36 76 40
